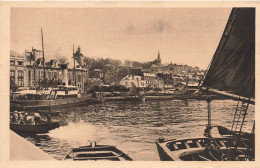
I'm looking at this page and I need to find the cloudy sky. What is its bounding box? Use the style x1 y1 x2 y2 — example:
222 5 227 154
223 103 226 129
11 8 231 69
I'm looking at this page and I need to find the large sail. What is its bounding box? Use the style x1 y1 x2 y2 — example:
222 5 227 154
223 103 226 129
202 8 255 98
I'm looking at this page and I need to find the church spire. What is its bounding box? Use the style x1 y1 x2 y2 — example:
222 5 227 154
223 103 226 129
156 50 161 65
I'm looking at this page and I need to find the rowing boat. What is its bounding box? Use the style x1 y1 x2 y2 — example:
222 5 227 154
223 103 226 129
63 142 133 161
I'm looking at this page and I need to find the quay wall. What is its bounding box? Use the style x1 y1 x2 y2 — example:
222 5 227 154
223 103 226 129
10 131 55 160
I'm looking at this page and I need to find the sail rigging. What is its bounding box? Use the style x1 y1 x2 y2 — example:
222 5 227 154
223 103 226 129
202 8 255 98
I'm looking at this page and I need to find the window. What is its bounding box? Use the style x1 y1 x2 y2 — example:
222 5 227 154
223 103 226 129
41 71 44 78
38 71 40 80
48 72 51 79
78 75 81 82
10 61 15 66
18 61 24 66
18 70 24 87
34 70 36 81
10 70 15 85
54 72 57 80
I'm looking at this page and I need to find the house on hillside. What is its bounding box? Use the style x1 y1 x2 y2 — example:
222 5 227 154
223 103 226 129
119 75 146 88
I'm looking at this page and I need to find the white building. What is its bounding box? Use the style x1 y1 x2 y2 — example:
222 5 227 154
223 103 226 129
143 73 159 88
120 75 146 88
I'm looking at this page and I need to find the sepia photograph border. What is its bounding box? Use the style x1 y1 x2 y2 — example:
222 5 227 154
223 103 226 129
0 1 260 168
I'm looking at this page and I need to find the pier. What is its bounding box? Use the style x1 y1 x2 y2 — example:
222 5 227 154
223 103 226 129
10 131 55 160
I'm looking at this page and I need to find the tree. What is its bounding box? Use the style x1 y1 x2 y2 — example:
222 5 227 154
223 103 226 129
117 67 129 80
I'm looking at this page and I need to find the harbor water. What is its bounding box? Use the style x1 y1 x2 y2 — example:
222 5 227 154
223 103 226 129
22 99 255 161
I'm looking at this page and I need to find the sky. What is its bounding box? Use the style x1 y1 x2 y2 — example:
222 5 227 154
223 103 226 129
11 8 232 69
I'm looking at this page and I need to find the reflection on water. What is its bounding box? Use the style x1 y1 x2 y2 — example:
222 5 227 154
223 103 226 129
22 99 254 161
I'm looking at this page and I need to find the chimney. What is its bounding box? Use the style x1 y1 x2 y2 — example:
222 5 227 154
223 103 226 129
60 63 68 85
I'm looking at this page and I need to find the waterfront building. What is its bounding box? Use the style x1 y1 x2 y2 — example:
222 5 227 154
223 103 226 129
104 69 115 84
103 64 116 85
10 52 27 89
120 75 146 88
150 63 188 75
91 69 103 79
10 48 89 93
143 73 160 88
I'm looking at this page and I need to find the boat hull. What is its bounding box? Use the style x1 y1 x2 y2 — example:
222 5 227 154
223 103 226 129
156 137 254 161
10 96 100 110
156 141 174 161
104 96 144 102
10 122 59 134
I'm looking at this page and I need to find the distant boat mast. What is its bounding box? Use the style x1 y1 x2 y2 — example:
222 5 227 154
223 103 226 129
73 44 76 86
41 28 46 89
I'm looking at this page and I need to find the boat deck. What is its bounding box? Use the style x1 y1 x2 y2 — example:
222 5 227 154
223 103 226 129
63 145 133 161
156 137 252 161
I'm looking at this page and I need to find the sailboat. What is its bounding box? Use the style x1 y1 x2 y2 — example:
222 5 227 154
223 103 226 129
126 82 145 101
155 8 255 161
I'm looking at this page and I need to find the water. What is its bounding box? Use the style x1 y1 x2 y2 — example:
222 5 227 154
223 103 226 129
21 99 255 161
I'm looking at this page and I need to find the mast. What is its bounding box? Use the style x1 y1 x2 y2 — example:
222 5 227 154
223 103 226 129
26 49 31 88
186 75 189 91
137 77 139 93
41 28 46 89
115 65 118 85
206 96 212 138
73 44 75 86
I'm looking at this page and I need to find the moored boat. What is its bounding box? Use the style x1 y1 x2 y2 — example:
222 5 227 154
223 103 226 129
156 137 252 161
63 142 133 161
10 84 96 110
10 121 59 134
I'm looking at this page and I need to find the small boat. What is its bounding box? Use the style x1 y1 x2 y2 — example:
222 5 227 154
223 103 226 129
63 142 133 161
10 121 59 134
126 82 145 101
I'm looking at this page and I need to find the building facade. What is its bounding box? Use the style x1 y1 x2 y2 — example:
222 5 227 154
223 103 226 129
120 75 146 88
150 63 188 75
10 49 89 93
10 54 27 88
143 73 160 88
